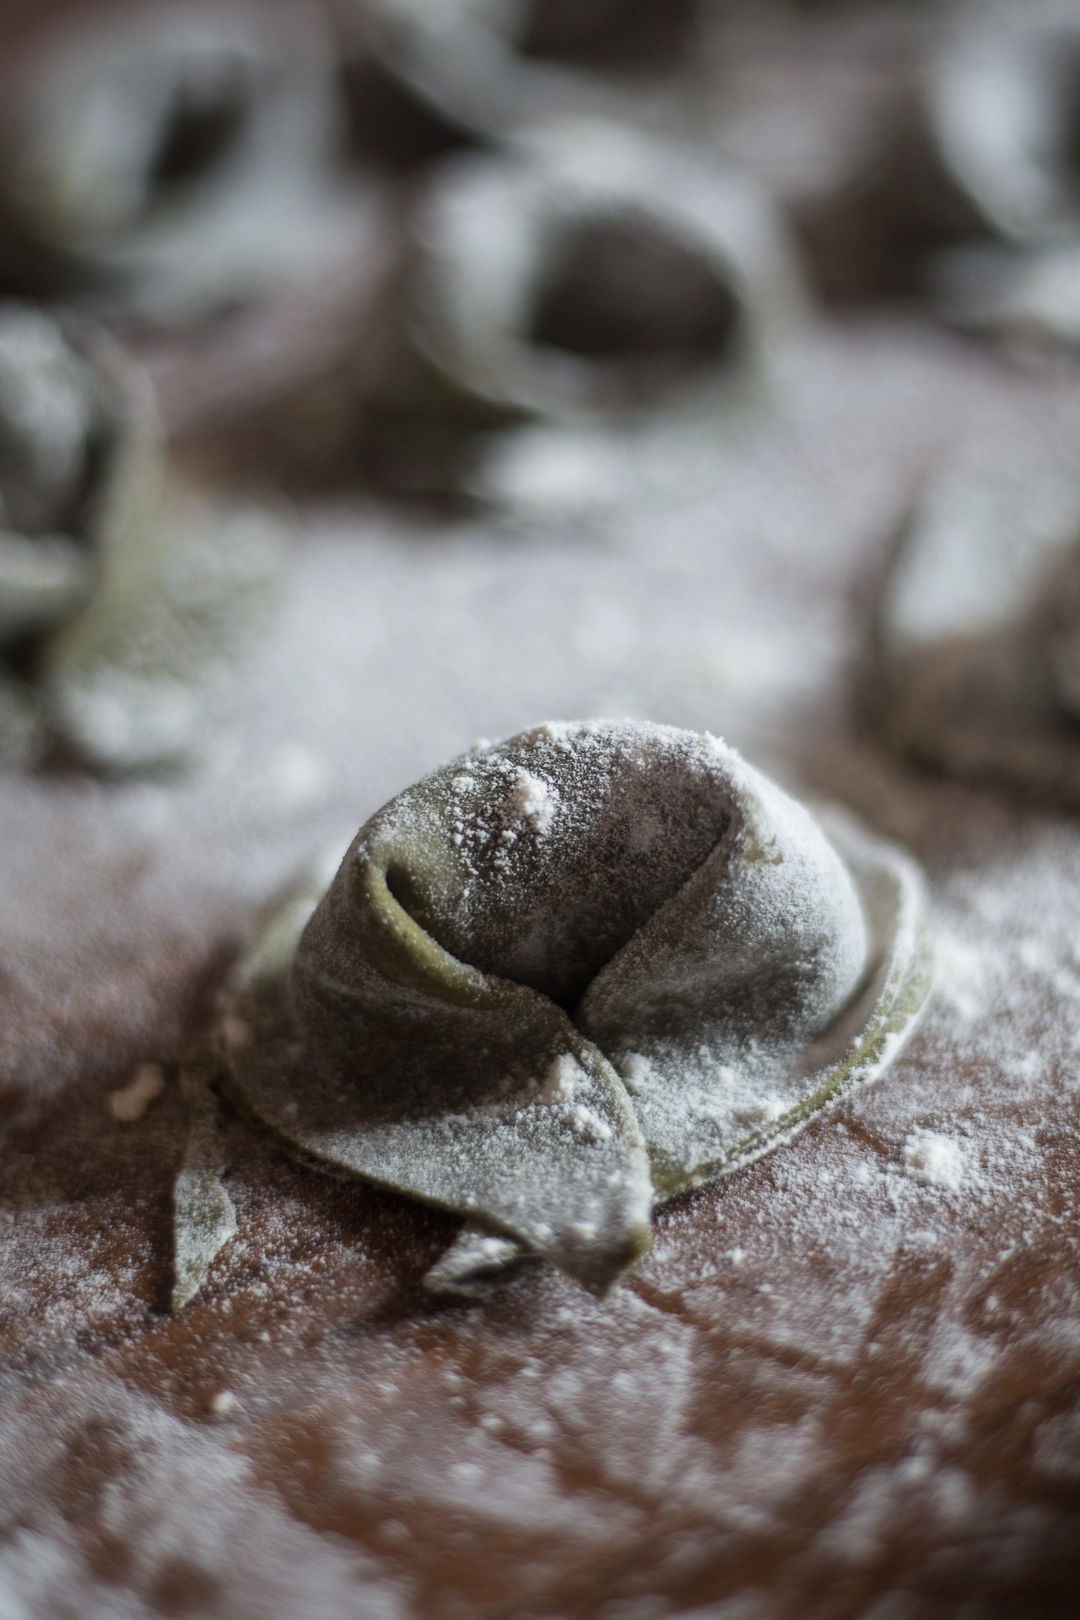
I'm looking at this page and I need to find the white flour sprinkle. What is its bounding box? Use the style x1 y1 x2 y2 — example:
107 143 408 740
538 1053 581 1104
2 322 1079 1614
505 768 558 835
568 1104 613 1143
901 1131 968 1191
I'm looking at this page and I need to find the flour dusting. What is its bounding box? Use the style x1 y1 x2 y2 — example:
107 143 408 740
901 1130 967 1191
505 767 558 835
1 321 1078 1614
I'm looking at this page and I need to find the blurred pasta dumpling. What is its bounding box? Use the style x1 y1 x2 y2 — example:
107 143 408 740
0 1 358 326
349 117 806 497
872 423 1080 804
177 722 930 1306
365 0 704 143
927 3 1080 247
0 301 284 772
0 309 107 652
411 119 804 416
923 3 1080 347
828 1 1080 341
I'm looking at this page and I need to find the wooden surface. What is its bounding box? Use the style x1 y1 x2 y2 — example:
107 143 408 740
2 5 1080 1619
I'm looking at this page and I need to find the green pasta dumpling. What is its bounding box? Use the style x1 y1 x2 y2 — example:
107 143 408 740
871 424 1080 805
0 1 358 328
0 300 284 772
362 0 703 145
183 721 930 1306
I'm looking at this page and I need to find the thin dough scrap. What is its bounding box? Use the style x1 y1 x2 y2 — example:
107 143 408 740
172 1059 238 1312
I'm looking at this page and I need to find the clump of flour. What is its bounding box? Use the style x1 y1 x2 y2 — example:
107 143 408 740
538 1053 582 1103
901 1130 967 1190
504 767 558 835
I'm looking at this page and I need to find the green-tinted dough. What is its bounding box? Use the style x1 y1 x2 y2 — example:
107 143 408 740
0 306 110 669
0 4 350 327
366 0 701 145
172 1058 238 1313
184 722 930 1303
351 117 806 499
0 301 284 772
872 432 1080 806
408 119 804 423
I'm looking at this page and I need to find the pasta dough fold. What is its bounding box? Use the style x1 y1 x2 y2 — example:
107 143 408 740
0 301 285 772
188 722 930 1300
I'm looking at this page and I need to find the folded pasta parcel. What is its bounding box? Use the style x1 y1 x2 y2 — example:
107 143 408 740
0 0 361 329
213 722 931 1299
0 301 284 771
870 425 1080 806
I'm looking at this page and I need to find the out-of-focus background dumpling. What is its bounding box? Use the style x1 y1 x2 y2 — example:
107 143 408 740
774 0 1080 347
925 0 1080 348
0 298 285 773
0 0 401 440
406 117 805 418
0 306 109 664
357 0 707 146
210 113 809 503
0 1 360 325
